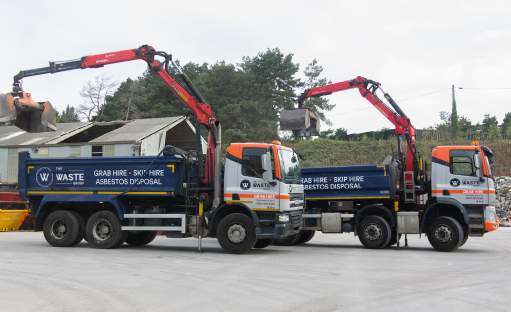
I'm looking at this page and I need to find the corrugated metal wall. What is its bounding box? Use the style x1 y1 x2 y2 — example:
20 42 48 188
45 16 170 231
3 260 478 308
141 130 164 156
7 148 18 183
0 148 7 183
70 146 80 157
49 146 71 158
38 147 49 158
81 145 92 157
115 144 135 156
103 145 115 157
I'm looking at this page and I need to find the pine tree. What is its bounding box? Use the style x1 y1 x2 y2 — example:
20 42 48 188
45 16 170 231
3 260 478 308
451 85 458 138
301 59 335 126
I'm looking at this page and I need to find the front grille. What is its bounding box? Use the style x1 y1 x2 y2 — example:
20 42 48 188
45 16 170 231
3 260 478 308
290 210 303 226
289 193 304 201
289 193 304 208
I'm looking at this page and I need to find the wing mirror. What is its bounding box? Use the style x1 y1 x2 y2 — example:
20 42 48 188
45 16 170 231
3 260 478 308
261 151 276 186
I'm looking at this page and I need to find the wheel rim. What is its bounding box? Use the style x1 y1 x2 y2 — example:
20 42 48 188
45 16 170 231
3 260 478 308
50 219 67 240
364 223 382 242
226 223 247 244
434 224 453 244
93 219 113 241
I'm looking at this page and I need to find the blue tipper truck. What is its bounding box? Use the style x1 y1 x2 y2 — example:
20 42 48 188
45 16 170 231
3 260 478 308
274 164 403 248
17 143 304 254
275 153 499 252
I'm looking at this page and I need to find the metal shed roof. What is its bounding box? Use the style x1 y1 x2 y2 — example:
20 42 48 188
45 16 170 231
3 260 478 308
89 117 185 144
0 123 90 147
0 116 188 147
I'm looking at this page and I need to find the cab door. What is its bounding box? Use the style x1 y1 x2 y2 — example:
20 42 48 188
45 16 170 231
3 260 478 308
236 146 280 212
446 149 488 205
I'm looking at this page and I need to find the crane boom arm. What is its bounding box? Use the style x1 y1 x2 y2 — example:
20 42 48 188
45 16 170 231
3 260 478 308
12 45 219 185
13 45 216 128
297 76 418 173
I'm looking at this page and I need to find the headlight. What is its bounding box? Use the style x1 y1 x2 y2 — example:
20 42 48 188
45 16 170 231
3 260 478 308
488 212 496 223
279 215 290 222
485 206 497 222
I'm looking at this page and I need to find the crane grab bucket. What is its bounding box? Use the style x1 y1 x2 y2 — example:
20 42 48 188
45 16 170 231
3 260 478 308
0 93 56 133
280 108 321 137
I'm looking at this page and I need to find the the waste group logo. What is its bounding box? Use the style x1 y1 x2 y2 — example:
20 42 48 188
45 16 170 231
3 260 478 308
36 167 53 187
450 178 460 187
240 179 251 190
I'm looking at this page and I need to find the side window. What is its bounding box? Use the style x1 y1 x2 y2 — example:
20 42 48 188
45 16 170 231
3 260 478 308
449 150 477 176
242 148 266 179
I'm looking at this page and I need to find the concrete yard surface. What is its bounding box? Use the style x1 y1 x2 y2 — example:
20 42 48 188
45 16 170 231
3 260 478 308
1 229 510 312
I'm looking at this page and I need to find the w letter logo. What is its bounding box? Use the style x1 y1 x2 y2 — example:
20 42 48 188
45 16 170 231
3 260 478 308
240 179 251 190
36 167 53 187
450 178 460 187
40 173 49 181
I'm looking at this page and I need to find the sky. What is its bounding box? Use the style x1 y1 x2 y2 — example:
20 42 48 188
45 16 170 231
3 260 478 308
1 0 510 134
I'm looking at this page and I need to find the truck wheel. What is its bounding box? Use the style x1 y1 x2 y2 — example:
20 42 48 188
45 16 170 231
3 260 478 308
460 228 469 247
217 213 256 254
358 216 392 249
295 230 315 244
253 239 275 249
273 232 300 246
68 211 86 246
86 211 124 249
43 210 80 247
114 231 129 248
125 231 158 246
428 217 464 252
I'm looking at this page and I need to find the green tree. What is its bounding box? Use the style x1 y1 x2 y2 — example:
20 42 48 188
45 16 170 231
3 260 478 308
320 129 334 139
319 127 347 140
501 112 511 136
451 86 458 138
435 111 451 138
300 59 335 126
334 127 348 139
59 104 80 123
482 114 498 133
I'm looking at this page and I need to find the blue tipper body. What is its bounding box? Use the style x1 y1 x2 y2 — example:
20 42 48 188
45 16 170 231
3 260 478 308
301 165 398 201
18 152 188 219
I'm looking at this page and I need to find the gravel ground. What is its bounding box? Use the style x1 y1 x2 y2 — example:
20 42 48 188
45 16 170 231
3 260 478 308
1 229 510 312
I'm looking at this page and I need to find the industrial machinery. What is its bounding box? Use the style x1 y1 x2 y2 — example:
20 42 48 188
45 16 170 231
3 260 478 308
277 77 499 251
14 45 304 254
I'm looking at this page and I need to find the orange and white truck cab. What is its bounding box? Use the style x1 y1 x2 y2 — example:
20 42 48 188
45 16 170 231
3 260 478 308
224 141 304 237
431 142 499 234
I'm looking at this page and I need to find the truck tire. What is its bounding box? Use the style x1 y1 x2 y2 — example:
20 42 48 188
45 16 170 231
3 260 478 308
114 231 129 248
217 213 257 254
427 216 463 252
358 216 392 249
67 211 86 246
43 210 80 247
295 230 315 244
460 228 469 247
86 211 124 249
273 232 300 246
125 231 158 246
253 239 275 249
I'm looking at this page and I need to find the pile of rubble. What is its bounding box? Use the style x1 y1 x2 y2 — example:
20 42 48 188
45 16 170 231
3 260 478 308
495 176 511 225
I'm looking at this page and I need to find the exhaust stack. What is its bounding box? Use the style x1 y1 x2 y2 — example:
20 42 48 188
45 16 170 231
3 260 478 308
0 92 56 133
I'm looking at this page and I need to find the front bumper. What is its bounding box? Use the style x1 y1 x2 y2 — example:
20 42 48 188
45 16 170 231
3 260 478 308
274 210 302 238
485 205 499 232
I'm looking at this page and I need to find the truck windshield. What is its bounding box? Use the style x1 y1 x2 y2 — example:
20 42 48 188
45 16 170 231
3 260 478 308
278 149 301 183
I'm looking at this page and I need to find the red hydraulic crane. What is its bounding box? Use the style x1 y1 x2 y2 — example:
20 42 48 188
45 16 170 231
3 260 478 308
297 76 426 194
4 45 220 186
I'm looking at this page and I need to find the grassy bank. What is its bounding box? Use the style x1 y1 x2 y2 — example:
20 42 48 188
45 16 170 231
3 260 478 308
285 137 511 176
